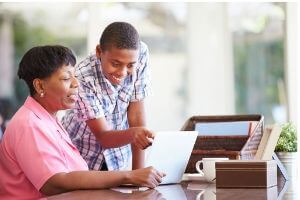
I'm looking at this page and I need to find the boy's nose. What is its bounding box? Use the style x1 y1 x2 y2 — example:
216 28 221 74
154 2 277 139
118 67 127 77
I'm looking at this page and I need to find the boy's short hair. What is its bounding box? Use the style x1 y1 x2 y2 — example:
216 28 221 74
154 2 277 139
18 45 76 96
100 22 140 51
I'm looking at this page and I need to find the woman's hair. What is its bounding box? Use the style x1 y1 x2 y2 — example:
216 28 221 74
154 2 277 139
100 22 140 51
18 45 76 96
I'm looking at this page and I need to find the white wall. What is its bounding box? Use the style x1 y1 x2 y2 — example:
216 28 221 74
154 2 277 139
146 53 186 131
186 3 235 117
285 3 298 130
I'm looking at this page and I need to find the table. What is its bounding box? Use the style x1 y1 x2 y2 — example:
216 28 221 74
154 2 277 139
47 176 297 200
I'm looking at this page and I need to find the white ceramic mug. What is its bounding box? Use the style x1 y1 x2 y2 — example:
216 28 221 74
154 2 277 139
195 158 229 182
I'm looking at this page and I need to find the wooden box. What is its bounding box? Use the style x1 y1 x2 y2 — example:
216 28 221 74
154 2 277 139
181 115 264 173
215 160 277 188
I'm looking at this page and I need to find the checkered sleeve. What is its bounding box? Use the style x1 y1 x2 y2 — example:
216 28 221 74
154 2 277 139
130 42 152 102
75 63 105 121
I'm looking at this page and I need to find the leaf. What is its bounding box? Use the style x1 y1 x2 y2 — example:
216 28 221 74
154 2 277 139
275 123 297 152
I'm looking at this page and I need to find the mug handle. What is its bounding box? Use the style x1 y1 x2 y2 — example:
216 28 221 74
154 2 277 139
195 160 205 176
196 190 205 200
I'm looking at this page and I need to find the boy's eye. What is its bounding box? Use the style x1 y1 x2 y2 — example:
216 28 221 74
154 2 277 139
128 63 138 69
112 62 120 67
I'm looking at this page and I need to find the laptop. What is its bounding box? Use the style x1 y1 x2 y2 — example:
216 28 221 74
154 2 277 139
144 131 198 185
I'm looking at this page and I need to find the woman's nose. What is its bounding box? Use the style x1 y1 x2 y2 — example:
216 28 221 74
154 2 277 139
72 76 80 88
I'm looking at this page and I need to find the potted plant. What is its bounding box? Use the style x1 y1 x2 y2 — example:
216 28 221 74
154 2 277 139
275 123 297 179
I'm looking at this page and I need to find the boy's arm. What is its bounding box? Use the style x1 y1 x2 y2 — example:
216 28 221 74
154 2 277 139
127 100 147 170
86 117 153 150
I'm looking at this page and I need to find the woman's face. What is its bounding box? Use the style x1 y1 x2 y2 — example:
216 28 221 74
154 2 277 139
40 64 79 113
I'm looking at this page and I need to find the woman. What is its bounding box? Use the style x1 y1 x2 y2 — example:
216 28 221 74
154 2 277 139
0 45 164 199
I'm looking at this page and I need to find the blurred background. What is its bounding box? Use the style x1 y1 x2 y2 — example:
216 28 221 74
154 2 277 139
0 2 298 133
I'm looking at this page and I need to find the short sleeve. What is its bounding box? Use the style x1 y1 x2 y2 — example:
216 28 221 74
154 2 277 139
75 80 105 121
15 121 69 190
130 42 152 102
74 59 105 121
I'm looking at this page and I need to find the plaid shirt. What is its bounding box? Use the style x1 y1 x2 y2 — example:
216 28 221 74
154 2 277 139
62 42 151 171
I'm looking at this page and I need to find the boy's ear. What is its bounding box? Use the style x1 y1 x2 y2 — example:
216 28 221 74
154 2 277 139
96 45 102 59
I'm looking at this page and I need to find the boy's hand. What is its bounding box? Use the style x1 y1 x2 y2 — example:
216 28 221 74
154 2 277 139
128 166 166 188
130 127 155 150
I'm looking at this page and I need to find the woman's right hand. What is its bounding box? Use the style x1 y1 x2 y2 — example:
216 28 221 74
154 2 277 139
128 166 166 188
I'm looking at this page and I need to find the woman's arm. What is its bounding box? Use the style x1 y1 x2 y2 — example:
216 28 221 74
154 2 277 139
40 167 164 196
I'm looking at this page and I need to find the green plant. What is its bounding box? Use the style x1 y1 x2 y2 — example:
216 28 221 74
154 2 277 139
275 123 297 152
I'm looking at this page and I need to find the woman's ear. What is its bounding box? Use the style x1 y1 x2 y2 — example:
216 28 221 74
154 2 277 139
33 78 45 97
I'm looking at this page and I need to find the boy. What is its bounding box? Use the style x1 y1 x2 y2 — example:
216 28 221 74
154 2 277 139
62 22 153 171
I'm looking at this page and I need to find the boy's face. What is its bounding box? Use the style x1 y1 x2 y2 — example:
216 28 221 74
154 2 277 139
96 45 139 85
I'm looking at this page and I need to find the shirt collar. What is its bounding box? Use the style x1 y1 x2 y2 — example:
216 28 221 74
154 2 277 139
24 96 76 147
24 96 57 123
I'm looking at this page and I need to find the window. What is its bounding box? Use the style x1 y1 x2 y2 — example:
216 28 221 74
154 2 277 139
228 3 286 124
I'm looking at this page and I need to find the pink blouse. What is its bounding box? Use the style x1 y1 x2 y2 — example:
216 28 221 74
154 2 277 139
0 96 88 199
